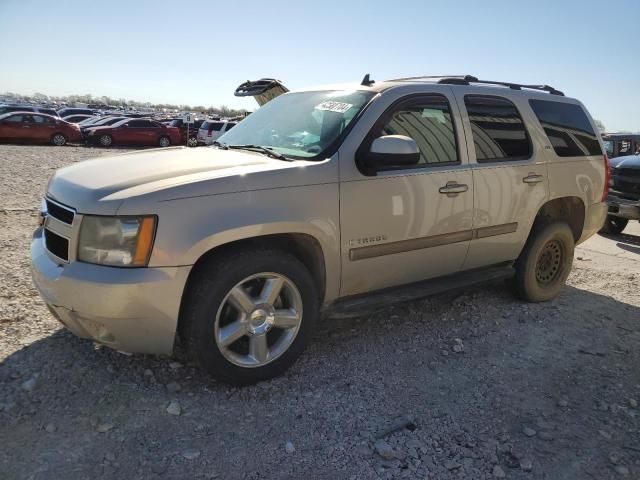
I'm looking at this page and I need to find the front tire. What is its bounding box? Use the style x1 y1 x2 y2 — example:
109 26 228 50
180 249 319 385
514 222 575 302
158 136 171 147
51 133 67 146
599 215 628 235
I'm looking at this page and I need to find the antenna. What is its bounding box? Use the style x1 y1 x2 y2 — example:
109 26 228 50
361 74 374 86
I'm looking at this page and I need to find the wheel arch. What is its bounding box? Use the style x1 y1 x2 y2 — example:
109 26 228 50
179 230 329 316
532 196 586 242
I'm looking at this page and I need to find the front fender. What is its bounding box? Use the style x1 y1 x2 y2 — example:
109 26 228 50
147 184 341 302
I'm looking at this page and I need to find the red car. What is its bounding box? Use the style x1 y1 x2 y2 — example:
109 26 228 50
0 112 81 146
86 118 182 147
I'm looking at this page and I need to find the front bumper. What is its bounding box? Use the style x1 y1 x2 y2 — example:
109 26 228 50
606 193 640 220
31 228 191 355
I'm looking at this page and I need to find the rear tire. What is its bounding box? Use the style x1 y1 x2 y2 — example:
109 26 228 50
514 222 575 302
180 249 319 385
159 136 171 147
99 134 113 147
51 133 67 146
599 215 628 235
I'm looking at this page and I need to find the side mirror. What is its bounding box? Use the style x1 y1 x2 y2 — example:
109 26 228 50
365 135 420 169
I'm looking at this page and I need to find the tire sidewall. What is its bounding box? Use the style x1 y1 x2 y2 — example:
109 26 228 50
183 250 319 385
159 136 170 147
516 222 575 302
600 215 628 235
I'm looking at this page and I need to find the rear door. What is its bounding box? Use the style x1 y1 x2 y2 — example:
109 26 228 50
452 90 549 270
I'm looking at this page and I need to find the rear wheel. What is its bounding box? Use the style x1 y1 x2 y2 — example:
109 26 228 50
187 137 198 147
51 133 67 146
180 249 318 385
159 136 171 147
599 215 628 235
99 134 113 147
514 222 575 302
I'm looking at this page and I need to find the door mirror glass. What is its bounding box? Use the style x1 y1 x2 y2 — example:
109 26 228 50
365 135 420 168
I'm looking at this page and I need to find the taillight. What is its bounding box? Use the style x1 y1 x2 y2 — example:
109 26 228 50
207 130 212 137
602 154 611 202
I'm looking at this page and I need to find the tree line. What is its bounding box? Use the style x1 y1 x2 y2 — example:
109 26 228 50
1 91 248 117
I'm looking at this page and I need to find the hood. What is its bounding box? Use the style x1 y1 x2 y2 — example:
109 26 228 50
611 154 640 169
47 147 337 215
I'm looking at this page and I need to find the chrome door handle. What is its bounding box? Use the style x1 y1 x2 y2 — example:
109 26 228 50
439 182 469 194
523 174 544 184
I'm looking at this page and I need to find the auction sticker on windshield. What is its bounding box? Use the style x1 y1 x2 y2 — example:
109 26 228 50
315 101 353 113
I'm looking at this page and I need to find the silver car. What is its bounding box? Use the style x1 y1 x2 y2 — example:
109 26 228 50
31 74 608 384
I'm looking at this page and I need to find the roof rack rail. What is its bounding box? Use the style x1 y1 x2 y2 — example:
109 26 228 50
386 75 470 82
437 75 564 96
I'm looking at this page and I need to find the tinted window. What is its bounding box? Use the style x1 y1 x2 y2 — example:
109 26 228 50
224 122 236 131
202 121 224 131
39 109 57 116
4 114 25 122
375 95 458 165
128 120 155 128
465 96 531 161
529 100 602 157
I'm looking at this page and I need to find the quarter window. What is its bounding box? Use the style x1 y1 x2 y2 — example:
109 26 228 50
374 95 459 166
529 99 602 157
464 96 531 162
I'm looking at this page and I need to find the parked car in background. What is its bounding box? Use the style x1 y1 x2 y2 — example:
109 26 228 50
0 112 80 145
0 104 59 117
80 116 126 134
62 114 93 124
197 120 237 145
168 118 204 146
57 107 95 118
85 118 181 147
599 153 640 234
602 133 640 158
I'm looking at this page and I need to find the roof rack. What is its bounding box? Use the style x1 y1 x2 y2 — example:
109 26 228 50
438 75 564 96
387 74 564 96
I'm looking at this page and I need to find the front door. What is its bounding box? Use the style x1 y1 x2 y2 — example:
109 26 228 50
339 92 474 296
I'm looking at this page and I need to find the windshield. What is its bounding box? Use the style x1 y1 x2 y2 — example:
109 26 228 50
217 90 375 159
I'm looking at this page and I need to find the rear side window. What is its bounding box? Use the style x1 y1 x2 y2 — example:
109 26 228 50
225 122 236 131
202 121 224 131
464 96 531 162
529 100 602 157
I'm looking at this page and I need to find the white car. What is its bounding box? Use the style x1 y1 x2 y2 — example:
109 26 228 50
197 120 237 145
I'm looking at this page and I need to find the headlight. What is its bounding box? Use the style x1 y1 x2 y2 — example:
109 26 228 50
78 216 157 267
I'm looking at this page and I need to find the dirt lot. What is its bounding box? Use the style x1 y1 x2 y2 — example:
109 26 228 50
1 145 639 480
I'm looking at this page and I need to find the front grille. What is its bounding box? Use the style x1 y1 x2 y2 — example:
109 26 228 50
617 168 640 178
45 199 75 225
44 229 69 261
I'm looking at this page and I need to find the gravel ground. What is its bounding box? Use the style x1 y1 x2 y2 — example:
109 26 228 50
1 145 639 480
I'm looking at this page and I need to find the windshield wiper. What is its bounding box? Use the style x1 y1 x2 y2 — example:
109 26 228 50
227 144 291 161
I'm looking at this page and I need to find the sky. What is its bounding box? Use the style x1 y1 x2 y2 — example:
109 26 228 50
0 0 638 131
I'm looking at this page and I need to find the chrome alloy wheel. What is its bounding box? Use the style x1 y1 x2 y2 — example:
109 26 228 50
99 135 112 147
52 134 66 146
159 136 170 147
214 273 303 368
